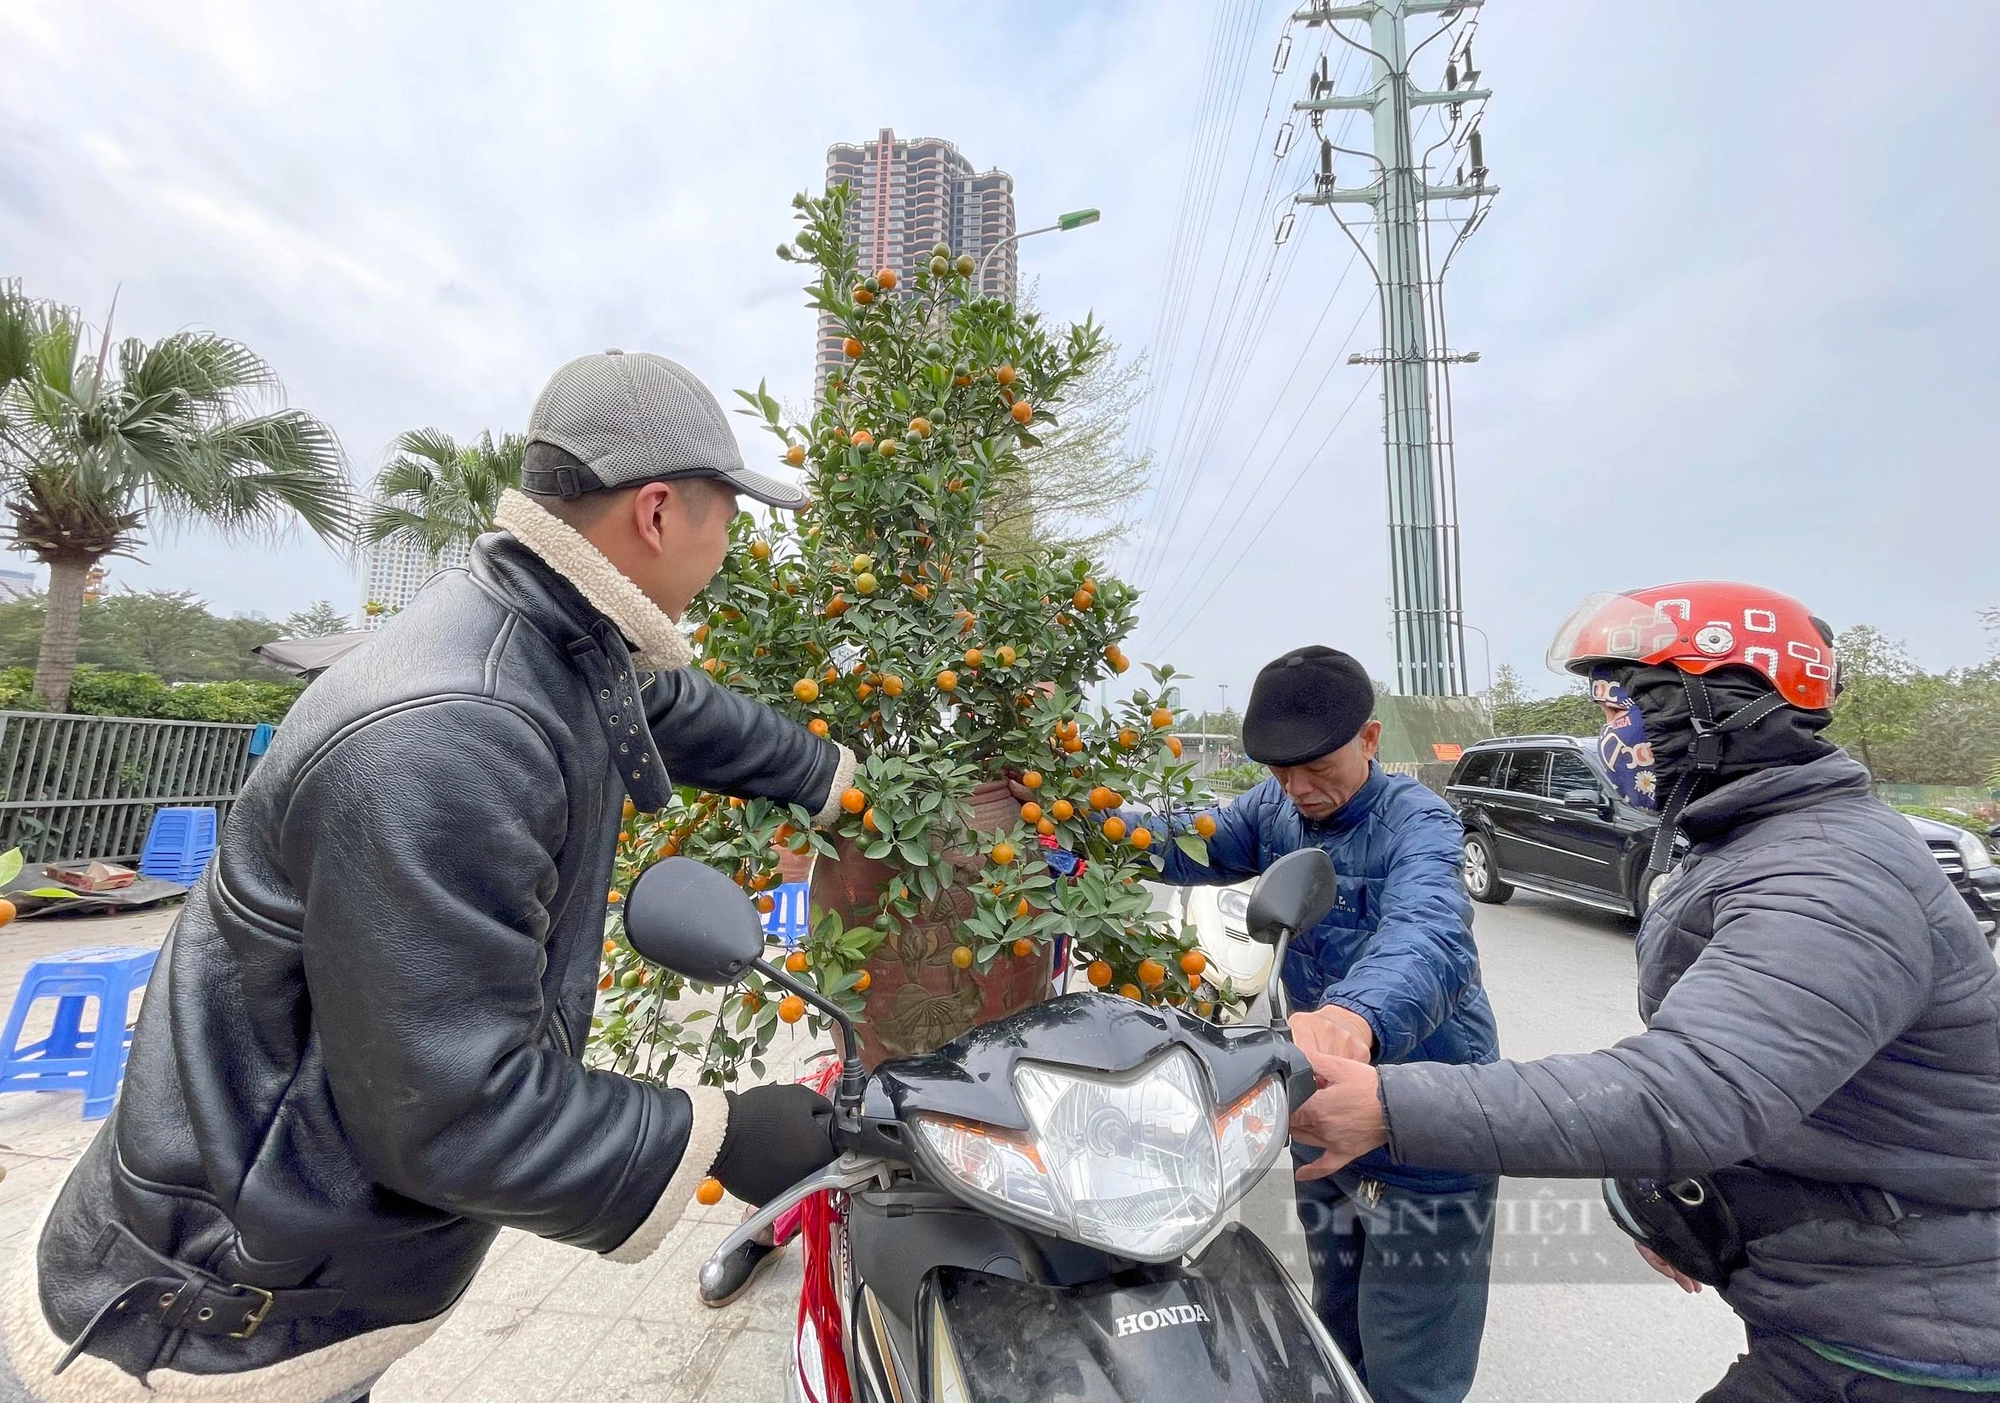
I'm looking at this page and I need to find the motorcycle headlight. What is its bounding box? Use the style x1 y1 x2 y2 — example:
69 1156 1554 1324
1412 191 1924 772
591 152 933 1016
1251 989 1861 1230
1215 1074 1289 1202
914 1049 1285 1263
1216 888 1250 927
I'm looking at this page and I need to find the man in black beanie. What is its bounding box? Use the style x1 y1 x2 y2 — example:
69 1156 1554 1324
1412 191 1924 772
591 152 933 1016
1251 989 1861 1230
1140 645 1500 1403
1289 584 2000 1400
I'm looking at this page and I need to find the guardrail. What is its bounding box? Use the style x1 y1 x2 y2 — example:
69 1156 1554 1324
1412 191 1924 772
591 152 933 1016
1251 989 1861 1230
0 711 256 866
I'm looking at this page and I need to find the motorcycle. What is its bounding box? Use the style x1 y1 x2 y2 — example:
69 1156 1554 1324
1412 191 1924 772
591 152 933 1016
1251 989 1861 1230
623 847 1371 1403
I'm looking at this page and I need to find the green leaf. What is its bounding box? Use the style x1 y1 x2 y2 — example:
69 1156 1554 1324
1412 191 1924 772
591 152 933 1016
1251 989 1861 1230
24 886 77 899
0 848 21 887
1174 835 1210 866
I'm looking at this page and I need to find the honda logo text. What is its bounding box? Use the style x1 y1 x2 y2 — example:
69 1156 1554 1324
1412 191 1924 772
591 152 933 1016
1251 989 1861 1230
1114 1304 1210 1337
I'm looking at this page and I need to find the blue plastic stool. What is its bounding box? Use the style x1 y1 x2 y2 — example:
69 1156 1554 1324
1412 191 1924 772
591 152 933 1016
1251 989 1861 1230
761 882 811 948
139 806 218 885
0 946 159 1119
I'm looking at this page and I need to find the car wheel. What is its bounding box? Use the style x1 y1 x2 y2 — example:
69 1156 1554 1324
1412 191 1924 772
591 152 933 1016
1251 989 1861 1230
1635 869 1671 919
1462 833 1513 904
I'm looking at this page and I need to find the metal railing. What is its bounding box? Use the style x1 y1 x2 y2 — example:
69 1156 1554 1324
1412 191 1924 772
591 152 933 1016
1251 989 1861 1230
0 712 256 866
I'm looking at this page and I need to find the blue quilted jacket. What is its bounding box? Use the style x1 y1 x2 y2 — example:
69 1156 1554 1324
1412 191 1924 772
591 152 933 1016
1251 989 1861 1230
1149 762 1499 1192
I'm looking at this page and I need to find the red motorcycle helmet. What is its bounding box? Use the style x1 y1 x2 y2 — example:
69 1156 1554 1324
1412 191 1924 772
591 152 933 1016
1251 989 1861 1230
1547 581 1837 711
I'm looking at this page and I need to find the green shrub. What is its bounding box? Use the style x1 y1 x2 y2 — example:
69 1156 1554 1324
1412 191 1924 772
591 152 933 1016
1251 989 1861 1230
1894 805 1990 838
0 666 301 724
1206 760 1270 797
1491 693 1601 738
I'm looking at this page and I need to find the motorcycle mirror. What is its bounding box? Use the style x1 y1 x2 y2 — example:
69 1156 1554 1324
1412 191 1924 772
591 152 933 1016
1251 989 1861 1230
1245 848 1338 945
623 856 765 985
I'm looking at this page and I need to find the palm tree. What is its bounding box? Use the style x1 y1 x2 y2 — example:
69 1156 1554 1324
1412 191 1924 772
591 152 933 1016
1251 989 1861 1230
359 428 523 561
0 282 353 709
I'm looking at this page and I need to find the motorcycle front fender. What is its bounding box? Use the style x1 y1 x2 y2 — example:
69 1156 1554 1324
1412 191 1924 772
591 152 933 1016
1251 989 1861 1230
912 1223 1369 1403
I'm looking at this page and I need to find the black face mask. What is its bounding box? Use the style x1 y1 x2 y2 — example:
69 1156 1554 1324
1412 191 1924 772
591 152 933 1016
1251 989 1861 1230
1618 666 1836 782
1607 665 1836 869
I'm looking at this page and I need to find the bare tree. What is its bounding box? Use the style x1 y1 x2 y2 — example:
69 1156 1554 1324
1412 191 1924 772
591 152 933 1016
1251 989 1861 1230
986 333 1151 561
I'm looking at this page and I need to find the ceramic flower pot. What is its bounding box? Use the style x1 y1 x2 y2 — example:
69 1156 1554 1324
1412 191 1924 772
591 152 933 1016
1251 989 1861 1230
811 779 1051 1068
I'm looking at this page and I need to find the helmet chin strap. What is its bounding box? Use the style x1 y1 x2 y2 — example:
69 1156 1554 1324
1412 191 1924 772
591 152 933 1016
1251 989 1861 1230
1645 673 1792 874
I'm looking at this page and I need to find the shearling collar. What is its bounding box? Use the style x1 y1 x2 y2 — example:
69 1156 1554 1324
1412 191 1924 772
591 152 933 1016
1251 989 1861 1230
493 489 693 673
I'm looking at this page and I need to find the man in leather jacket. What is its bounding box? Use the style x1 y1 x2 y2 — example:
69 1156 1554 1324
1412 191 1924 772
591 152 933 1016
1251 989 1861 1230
0 351 854 1403
1290 583 2000 1399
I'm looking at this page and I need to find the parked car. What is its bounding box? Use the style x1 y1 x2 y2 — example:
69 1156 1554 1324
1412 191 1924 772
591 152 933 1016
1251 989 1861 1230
1901 812 2000 947
1446 735 1671 919
1446 735 2000 947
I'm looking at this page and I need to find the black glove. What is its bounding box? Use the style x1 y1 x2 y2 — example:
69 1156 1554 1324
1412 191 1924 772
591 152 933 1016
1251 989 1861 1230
707 1084 840 1206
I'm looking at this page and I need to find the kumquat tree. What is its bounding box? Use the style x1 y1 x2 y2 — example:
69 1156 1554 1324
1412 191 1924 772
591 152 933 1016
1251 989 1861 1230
593 185 1227 1086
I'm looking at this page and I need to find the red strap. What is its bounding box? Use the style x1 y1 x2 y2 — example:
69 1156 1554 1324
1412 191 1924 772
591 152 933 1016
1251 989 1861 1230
795 1056 851 1403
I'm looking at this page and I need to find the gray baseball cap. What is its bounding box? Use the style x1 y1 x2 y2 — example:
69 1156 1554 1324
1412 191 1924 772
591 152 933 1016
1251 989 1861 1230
522 349 807 509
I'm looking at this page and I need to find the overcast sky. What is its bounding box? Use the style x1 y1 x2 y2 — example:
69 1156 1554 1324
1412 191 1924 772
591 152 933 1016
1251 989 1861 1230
4 0 1995 707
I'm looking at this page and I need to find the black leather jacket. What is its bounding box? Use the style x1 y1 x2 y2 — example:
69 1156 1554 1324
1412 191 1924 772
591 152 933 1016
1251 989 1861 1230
32 532 842 1378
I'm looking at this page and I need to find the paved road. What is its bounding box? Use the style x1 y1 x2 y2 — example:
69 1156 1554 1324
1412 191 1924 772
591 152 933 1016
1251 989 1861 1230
1238 889 1748 1403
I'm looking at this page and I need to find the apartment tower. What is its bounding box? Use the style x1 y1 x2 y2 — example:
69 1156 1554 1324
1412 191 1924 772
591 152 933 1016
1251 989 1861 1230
815 129 1017 393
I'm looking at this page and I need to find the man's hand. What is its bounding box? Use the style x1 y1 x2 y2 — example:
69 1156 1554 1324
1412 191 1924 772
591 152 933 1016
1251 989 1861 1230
1290 1005 1377 1064
1289 1049 1388 1181
1636 1242 1703 1294
708 1084 839 1206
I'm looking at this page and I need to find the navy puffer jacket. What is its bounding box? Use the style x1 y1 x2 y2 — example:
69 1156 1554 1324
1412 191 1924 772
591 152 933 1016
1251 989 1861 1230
1149 762 1499 1193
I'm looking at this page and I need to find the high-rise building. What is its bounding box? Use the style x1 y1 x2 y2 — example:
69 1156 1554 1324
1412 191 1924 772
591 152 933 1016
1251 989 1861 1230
359 535 467 628
816 129 1018 393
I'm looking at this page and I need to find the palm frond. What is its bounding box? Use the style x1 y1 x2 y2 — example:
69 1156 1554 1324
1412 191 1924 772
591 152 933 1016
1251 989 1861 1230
0 282 79 392
360 426 520 557
357 503 466 557
125 333 277 412
150 410 353 544
27 309 82 399
376 427 462 479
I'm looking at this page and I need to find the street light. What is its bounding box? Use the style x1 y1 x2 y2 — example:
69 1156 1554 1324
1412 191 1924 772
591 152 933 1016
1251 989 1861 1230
977 208 1102 283
1461 623 1495 695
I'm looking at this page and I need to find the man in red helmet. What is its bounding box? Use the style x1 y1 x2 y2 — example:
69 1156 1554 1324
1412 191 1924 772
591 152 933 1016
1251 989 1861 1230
1287 582 2000 1399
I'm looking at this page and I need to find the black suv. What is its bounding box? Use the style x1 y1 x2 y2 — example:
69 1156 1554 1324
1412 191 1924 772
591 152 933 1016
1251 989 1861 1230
1445 735 1670 918
1447 736 2000 945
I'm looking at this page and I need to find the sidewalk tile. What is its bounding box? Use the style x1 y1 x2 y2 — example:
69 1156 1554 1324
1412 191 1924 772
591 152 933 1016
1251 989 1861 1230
538 1241 672 1320
371 1302 531 1403
458 1231 584 1311
433 1302 617 1403
697 1326 792 1402
627 1218 739 1322
555 1313 725 1403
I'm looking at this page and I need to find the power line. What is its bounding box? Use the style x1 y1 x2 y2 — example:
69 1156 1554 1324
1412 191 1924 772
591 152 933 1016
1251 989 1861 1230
1127 29 1342 590
1128 36 1376 595
1130 68 1298 585
1148 374 1376 660
1141 295 1372 643
1141 266 1363 629
1124 12 1283 583
1134 135 1343 593
1129 0 1250 403
1130 114 1322 592
1125 0 1269 467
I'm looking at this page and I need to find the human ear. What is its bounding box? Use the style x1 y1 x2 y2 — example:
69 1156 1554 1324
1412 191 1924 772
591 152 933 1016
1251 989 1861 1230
1356 720 1383 761
632 482 674 552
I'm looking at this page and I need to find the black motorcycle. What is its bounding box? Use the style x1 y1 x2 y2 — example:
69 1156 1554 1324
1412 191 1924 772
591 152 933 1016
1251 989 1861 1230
624 847 1371 1403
